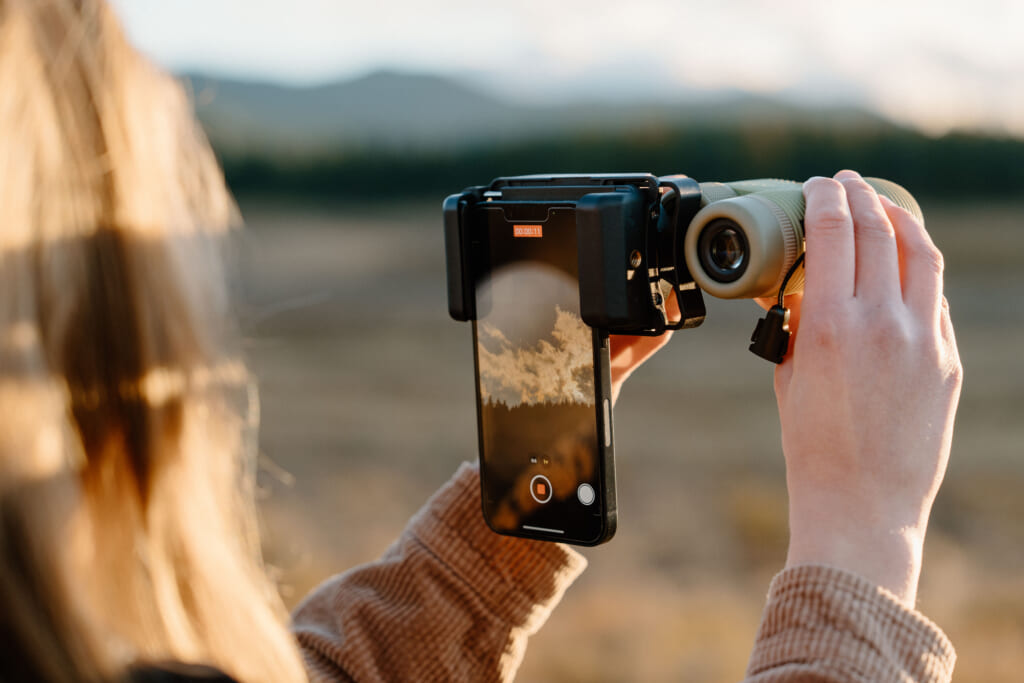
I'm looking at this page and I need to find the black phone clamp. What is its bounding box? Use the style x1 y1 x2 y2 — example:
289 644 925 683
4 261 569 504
444 173 707 338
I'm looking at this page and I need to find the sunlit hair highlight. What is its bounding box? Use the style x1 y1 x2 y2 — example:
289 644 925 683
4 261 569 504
0 1 307 681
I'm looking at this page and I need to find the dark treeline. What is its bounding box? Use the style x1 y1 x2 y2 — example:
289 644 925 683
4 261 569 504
220 123 1024 203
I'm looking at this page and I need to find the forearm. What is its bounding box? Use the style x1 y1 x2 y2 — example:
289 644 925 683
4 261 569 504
290 463 586 683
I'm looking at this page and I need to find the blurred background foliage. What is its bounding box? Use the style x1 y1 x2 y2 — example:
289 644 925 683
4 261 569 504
221 124 1024 202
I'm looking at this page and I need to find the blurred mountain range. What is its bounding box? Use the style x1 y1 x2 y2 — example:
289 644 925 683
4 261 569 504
184 70 1023 201
186 70 891 155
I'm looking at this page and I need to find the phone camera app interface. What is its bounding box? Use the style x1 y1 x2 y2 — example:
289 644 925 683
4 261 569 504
474 207 603 542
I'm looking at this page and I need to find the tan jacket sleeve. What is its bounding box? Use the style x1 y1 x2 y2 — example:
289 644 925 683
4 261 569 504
744 564 956 683
290 463 586 683
291 463 954 683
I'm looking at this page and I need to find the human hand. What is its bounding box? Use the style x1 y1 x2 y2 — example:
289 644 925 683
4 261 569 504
771 170 962 606
608 292 679 404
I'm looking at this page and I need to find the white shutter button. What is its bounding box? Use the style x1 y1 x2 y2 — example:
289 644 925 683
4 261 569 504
577 483 596 506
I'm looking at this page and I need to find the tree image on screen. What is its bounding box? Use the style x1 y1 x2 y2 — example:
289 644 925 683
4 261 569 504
475 258 600 534
478 305 594 409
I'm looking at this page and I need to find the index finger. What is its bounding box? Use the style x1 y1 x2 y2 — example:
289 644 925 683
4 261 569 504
802 176 855 308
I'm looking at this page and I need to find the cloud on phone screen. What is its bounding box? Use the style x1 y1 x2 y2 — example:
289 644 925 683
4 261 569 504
478 306 594 408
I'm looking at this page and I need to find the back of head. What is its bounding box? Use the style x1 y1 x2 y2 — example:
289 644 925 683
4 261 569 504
0 1 306 680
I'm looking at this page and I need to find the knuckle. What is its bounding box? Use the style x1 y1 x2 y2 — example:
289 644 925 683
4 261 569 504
939 296 954 326
837 175 872 197
934 338 964 387
808 205 851 235
915 243 945 275
865 305 913 348
949 356 964 386
883 305 909 332
802 308 845 349
885 201 913 222
940 305 963 385
805 176 843 194
855 213 896 241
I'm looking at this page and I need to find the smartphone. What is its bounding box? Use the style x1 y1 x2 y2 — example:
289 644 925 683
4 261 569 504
470 203 616 546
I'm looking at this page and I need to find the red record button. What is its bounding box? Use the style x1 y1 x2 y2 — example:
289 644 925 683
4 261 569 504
530 474 553 504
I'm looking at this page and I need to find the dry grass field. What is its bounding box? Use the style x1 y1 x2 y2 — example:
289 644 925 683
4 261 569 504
237 199 1024 682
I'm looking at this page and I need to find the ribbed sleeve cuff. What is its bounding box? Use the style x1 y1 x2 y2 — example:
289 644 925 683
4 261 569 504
746 564 955 683
408 462 587 633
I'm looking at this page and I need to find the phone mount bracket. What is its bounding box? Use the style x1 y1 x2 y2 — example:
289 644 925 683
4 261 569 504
444 173 707 336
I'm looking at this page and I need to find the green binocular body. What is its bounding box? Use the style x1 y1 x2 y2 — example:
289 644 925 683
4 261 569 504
686 177 921 299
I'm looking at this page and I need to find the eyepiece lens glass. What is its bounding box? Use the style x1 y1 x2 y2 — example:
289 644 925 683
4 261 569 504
709 228 745 272
697 219 750 284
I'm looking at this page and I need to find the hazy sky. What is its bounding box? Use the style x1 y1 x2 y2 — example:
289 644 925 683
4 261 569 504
111 0 1023 137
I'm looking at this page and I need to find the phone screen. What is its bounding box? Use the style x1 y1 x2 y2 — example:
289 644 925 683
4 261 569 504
472 205 612 545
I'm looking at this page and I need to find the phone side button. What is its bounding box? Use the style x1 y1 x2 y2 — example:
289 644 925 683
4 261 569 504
603 399 611 447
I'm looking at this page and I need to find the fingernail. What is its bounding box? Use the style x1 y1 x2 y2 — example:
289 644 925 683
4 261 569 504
834 169 862 181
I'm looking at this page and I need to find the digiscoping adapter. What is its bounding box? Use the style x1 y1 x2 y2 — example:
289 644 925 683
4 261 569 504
445 173 923 363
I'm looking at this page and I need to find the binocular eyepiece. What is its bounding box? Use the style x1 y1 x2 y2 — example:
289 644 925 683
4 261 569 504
684 178 923 299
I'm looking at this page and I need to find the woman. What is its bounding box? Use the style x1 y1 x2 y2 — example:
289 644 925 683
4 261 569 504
0 0 306 680
0 1 961 681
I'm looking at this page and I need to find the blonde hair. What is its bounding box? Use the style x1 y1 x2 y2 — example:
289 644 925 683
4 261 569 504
0 1 307 681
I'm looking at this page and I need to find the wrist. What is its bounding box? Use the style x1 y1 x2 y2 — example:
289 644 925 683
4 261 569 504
786 509 925 606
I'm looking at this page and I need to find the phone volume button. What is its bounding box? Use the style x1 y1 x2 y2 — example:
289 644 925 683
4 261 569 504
603 399 611 447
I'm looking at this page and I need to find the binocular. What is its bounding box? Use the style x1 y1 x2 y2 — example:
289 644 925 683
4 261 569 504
682 176 921 299
445 173 921 361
